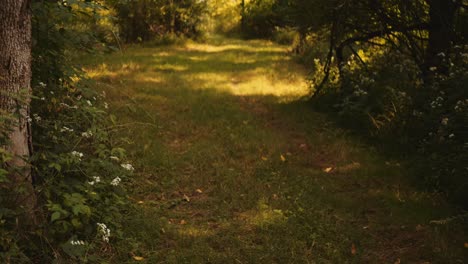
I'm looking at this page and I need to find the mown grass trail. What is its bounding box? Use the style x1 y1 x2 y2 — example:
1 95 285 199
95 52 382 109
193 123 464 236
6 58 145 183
81 37 466 263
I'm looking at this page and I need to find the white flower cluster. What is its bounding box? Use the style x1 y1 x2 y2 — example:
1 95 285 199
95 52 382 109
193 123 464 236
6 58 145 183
71 151 84 161
353 88 368 96
33 114 41 122
70 240 85 246
454 99 468 112
81 131 93 138
60 126 74 133
97 223 111 242
110 177 121 186
121 163 134 171
88 176 101 186
430 96 444 109
441 117 449 126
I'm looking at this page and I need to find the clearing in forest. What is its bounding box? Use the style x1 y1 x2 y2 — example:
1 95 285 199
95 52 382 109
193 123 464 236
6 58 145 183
82 37 466 263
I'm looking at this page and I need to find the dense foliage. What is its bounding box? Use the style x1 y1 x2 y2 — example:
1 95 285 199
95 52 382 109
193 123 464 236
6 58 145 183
1 1 132 262
241 0 468 205
107 0 207 42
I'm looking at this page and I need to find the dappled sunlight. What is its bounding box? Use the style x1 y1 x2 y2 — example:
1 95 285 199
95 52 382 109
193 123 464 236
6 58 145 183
85 62 141 80
239 199 287 228
227 73 308 98
83 39 310 100
183 42 285 54
153 64 189 72
176 225 216 238
138 76 164 83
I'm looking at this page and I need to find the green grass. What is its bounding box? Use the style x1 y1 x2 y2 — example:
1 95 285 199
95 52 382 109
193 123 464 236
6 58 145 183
80 36 467 263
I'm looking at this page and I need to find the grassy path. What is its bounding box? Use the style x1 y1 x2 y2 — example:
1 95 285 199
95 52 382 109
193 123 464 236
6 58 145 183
82 37 466 263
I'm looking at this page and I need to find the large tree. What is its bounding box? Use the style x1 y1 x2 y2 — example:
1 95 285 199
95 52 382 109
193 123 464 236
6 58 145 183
0 0 36 223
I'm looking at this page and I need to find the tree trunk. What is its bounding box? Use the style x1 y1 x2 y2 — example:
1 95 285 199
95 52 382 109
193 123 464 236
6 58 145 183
0 0 37 224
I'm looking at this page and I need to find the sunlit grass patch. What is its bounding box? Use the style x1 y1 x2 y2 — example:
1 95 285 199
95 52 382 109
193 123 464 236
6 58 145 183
239 199 287 228
83 36 310 100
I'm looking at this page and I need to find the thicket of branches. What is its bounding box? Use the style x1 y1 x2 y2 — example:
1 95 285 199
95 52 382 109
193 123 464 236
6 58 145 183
242 0 467 205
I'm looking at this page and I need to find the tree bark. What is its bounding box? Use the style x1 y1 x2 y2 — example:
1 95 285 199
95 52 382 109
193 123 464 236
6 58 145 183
0 0 36 224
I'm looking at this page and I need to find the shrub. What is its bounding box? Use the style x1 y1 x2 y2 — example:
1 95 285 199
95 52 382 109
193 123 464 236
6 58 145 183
1 2 132 262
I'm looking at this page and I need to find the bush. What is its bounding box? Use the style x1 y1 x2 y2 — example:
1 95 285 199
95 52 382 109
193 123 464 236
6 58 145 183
311 41 468 206
272 27 298 45
242 0 279 38
108 0 207 43
1 2 132 262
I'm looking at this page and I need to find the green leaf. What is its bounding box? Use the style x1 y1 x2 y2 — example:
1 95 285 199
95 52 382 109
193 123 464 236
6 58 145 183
71 218 81 228
51 212 61 222
48 162 62 172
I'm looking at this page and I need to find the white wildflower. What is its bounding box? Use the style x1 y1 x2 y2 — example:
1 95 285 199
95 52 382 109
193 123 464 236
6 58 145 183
121 163 134 171
441 117 449 126
97 223 111 243
60 126 74 133
353 89 368 96
71 151 84 161
110 177 121 186
449 134 455 138
104 102 109 109
70 240 85 246
39 82 47 88
81 131 93 138
429 67 437 71
120 163 135 171
40 97 45 101
88 176 101 185
86 100 92 106
110 156 120 162
33 114 41 122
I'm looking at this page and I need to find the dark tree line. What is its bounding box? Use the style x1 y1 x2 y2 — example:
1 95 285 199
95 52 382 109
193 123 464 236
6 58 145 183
107 0 207 42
